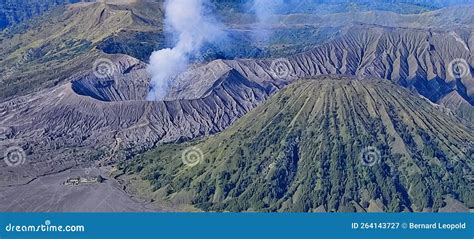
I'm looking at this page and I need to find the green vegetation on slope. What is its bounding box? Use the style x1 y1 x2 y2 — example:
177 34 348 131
122 77 474 212
0 1 164 100
0 0 94 30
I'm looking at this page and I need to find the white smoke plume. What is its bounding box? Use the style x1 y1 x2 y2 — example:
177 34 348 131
147 0 223 101
251 0 280 43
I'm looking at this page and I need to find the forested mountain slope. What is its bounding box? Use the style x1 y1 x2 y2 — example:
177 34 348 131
123 77 474 212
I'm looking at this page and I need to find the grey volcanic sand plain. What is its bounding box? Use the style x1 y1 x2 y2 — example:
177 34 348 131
0 167 156 212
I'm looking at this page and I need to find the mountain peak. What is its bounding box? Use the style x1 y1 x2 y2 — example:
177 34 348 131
124 76 474 212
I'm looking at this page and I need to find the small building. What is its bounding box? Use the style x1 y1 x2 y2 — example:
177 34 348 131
64 177 80 186
64 175 104 186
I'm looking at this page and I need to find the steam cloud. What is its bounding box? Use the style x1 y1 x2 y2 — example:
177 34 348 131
147 0 280 100
251 0 280 43
147 0 223 100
